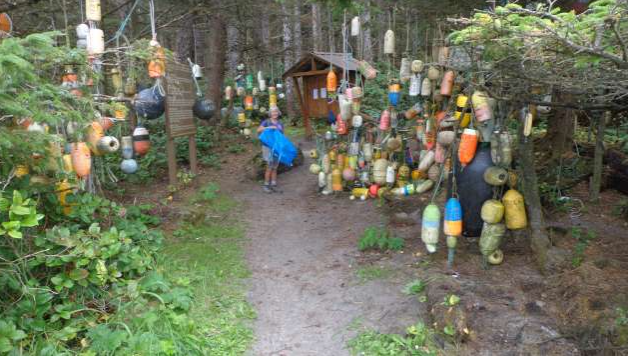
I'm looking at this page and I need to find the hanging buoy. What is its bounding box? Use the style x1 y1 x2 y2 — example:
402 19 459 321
454 94 472 128
348 155 358 169
193 97 216 121
244 95 254 111
435 143 446 164
133 125 151 157
237 112 246 125
86 121 104 155
85 0 102 21
352 115 363 128
421 204 441 253
332 168 342 191
327 69 337 92
419 150 435 172
424 118 436 150
481 199 505 224
386 165 396 185
336 153 345 169
87 28 105 55
427 164 440 182
323 173 333 195
343 167 356 182
421 77 431 97
444 197 463 237
411 60 424 73
379 110 391 131
269 93 278 107
484 166 508 186
192 64 203 79
71 142 91 178
440 70 455 96
409 74 421 97
373 159 388 185
479 223 506 265
458 129 479 167
384 30 395 54
416 179 434 193
472 91 494 122
400 58 411 83
14 165 29 178
225 86 234 100
310 163 322 175
76 23 89 48
322 154 331 173
96 136 120 154
503 189 528 230
388 85 400 107
357 60 378 79
523 107 534 137
135 86 165 119
246 74 254 90
121 136 133 159
318 171 327 188
336 115 347 135
121 158 138 174
148 45 167 78
437 131 455 146
339 95 352 121
490 131 513 167
109 68 123 94
351 16 360 36
427 66 440 80
363 143 373 162
438 46 450 66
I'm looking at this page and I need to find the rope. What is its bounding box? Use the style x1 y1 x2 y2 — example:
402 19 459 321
106 0 141 45
149 0 157 41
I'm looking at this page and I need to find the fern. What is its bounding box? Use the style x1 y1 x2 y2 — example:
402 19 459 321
357 227 405 252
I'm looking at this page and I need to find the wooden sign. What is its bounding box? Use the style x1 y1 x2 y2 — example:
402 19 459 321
164 59 198 185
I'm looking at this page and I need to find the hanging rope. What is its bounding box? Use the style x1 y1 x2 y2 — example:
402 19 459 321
106 0 141 45
149 0 157 42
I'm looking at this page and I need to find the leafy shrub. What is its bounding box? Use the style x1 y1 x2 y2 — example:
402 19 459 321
348 323 438 356
358 227 405 251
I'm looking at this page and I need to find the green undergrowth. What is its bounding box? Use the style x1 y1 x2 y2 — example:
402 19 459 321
355 265 394 284
348 323 439 356
160 182 255 355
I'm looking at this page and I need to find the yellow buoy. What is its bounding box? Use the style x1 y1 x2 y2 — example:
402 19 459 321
503 189 527 230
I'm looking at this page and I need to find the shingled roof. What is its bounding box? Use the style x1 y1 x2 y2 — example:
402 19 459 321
283 52 360 79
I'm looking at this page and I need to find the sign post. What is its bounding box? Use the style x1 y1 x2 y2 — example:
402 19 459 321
164 59 198 185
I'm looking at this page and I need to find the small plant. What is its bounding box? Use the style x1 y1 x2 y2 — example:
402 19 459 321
347 322 438 356
358 227 405 252
612 199 628 221
194 183 220 203
616 307 628 327
403 279 427 296
442 294 461 307
571 227 597 267
355 265 393 283
227 143 246 154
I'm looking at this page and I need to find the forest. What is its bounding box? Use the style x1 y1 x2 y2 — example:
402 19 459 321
1 0 628 355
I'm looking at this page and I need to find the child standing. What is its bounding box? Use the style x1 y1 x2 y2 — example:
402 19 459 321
257 107 284 193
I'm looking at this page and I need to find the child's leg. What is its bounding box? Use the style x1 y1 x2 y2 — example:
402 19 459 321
264 167 272 185
271 168 278 186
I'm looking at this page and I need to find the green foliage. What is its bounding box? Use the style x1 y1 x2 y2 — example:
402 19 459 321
355 265 393 283
0 190 44 238
358 226 404 252
612 199 628 221
347 323 438 356
616 307 628 327
442 294 461 307
403 279 427 296
361 62 414 119
571 227 597 267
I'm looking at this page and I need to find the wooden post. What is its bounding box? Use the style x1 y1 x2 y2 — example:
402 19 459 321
189 135 198 175
166 138 177 185
589 111 608 202
292 76 312 139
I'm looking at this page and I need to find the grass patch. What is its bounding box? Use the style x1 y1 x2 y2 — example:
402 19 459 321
160 183 255 355
355 265 394 284
348 323 438 356
358 227 404 252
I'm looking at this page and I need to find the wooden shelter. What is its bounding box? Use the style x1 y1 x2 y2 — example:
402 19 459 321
283 52 365 138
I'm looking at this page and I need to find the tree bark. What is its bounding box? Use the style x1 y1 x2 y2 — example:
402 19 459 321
541 91 576 161
362 0 374 62
175 14 194 63
281 1 295 118
327 6 335 53
205 15 227 126
589 111 608 202
312 1 323 52
518 117 552 274
226 22 240 76
293 0 302 57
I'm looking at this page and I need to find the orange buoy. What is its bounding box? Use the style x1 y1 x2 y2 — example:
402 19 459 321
332 168 342 191
0 13 12 33
133 125 151 157
71 142 91 178
440 70 455 96
458 128 479 166
148 46 166 78
327 69 337 92
86 121 104 155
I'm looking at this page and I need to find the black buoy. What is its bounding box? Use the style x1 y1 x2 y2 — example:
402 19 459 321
134 86 165 120
453 144 494 237
193 97 215 121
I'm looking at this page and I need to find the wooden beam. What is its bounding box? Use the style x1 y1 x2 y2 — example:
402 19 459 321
292 76 312 139
289 69 330 78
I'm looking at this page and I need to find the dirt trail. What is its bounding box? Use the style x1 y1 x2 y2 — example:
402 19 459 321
223 143 424 356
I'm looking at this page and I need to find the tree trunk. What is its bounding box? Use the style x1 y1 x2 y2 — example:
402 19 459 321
589 111 608 202
261 7 271 51
226 22 240 75
541 91 576 161
175 14 194 63
293 0 302 57
312 1 323 52
362 0 374 62
281 1 295 118
205 15 227 126
518 119 552 273
327 6 335 53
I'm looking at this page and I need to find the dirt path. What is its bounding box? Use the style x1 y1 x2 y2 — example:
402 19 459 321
223 143 424 356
